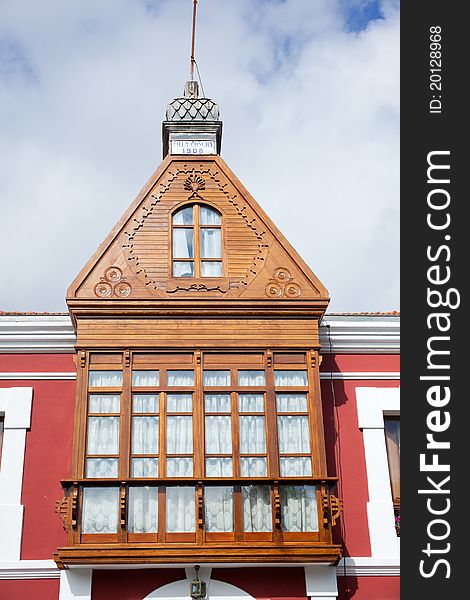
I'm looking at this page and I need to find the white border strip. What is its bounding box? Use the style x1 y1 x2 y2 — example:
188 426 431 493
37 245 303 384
0 372 399 381
0 561 60 580
336 557 400 576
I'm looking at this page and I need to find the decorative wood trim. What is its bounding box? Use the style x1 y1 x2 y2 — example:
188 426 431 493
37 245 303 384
265 268 301 299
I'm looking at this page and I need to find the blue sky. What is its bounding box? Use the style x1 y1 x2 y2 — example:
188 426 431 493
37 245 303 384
0 0 399 312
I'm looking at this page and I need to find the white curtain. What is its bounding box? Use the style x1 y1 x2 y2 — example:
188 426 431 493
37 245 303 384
128 486 158 533
206 457 232 477
86 458 118 478
200 229 221 258
88 394 120 413
87 416 119 454
132 371 159 387
280 485 319 532
201 262 222 277
173 261 194 278
81 487 119 534
240 456 267 477
204 486 233 532
173 228 194 258
205 416 232 453
280 457 312 477
277 416 310 453
173 206 194 225
88 371 122 388
167 394 193 412
274 370 308 387
166 486 195 532
133 394 159 413
240 416 266 453
166 416 193 453
276 393 307 412
242 485 272 532
200 206 220 225
167 371 194 386
205 394 231 412
203 371 230 386
132 416 159 454
238 393 264 412
238 371 265 386
132 457 159 478
166 458 193 477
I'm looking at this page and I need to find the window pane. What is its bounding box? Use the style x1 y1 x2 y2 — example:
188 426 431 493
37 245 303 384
206 457 233 477
205 416 232 453
131 457 159 478
173 261 194 277
88 371 122 387
89 394 120 413
128 486 158 533
201 262 222 277
167 394 193 412
166 486 195 532
205 393 231 413
276 393 308 412
240 457 267 477
240 416 266 453
200 229 221 258
280 485 319 532
200 206 221 225
82 487 119 534
132 416 159 454
173 206 194 225
277 416 310 453
385 418 400 502
274 370 308 387
87 417 119 454
173 228 194 258
204 370 230 386
205 486 233 532
238 393 264 412
280 457 312 477
238 371 265 386
132 370 159 387
133 394 159 413
166 416 193 453
166 457 193 477
167 371 194 386
86 458 118 478
242 485 272 532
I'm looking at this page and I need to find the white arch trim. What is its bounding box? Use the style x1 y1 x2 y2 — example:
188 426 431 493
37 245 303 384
144 577 254 600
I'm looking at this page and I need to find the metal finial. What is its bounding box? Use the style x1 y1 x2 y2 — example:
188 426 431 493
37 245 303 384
190 0 198 81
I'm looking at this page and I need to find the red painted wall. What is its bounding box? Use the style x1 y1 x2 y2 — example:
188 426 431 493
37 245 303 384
0 579 59 600
0 353 75 372
92 569 186 599
213 568 306 599
338 575 399 600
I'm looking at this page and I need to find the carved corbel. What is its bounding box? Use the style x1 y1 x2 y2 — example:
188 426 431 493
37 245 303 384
78 351 86 369
321 482 343 528
120 484 127 528
266 349 273 368
273 482 281 528
124 350 131 368
197 482 204 528
55 497 71 532
71 483 79 529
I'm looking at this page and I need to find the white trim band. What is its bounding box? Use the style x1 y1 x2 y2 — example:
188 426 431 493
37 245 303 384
336 557 400 576
0 560 60 580
0 372 77 380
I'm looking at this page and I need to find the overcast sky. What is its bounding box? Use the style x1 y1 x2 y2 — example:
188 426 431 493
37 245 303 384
0 0 399 313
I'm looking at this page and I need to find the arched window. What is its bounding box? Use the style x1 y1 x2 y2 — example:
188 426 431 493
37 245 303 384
172 204 222 277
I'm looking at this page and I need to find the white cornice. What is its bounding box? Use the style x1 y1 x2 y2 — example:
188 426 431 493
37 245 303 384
0 315 400 355
0 560 60 579
336 557 400 576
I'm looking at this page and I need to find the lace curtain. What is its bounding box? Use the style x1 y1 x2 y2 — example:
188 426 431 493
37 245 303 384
167 394 192 412
132 416 159 454
280 485 318 532
277 416 310 454
128 486 158 533
206 457 232 477
86 458 118 478
133 394 159 413
240 456 267 477
166 486 195 532
242 485 272 532
205 416 232 453
132 371 159 387
88 371 122 387
276 393 308 412
89 394 120 413
204 486 233 532
203 371 230 386
166 416 193 453
132 457 158 477
205 393 231 412
238 393 264 412
240 416 266 453
82 487 119 534
87 416 119 454
274 370 308 387
167 370 194 386
238 371 265 386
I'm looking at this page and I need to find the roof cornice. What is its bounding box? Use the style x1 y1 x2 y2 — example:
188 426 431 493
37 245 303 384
0 314 399 354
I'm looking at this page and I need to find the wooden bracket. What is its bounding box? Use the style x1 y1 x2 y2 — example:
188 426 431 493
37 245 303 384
273 481 281 528
55 497 70 532
197 482 204 528
329 495 344 527
308 350 316 369
79 351 86 369
320 482 343 528
120 483 127 528
266 349 273 368
124 350 131 368
195 350 202 366
71 483 79 529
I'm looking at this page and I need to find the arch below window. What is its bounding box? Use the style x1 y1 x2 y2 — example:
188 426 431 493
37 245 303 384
143 578 255 600
172 204 223 278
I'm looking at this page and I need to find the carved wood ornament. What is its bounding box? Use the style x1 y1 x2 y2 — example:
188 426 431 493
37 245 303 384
265 268 301 298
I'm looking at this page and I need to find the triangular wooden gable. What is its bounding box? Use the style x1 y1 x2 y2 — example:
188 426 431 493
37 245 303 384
68 155 329 305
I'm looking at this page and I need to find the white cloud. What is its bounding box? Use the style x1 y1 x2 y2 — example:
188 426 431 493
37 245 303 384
0 0 399 312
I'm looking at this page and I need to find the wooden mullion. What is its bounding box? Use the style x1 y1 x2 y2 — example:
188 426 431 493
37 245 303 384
232 383 240 478
74 351 90 479
119 353 131 479
157 485 165 542
194 204 201 277
265 351 279 479
160 390 166 478
308 348 327 477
